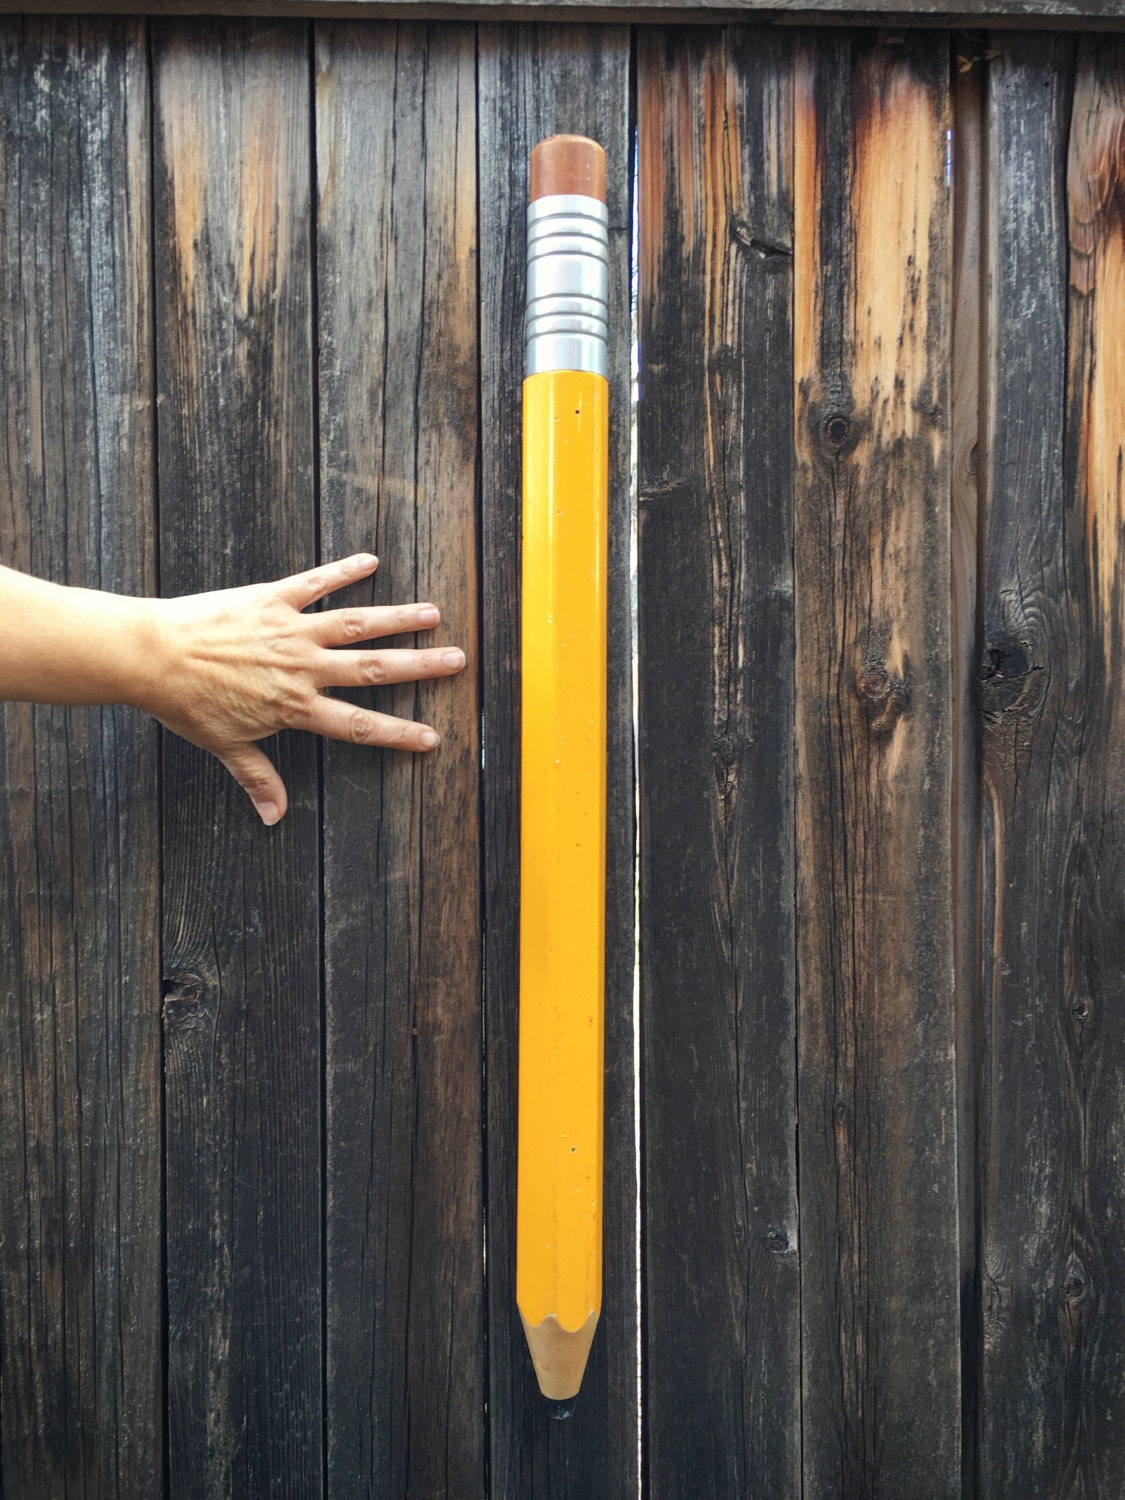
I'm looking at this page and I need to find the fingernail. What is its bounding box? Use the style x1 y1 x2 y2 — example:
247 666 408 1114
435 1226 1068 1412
443 649 466 669
258 801 282 825
355 553 378 569
418 606 440 626
420 730 440 749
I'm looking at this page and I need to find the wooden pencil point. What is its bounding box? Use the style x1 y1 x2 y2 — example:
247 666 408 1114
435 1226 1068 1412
520 1312 599 1401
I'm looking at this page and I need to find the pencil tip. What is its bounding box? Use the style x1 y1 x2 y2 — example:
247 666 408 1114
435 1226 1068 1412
543 1395 576 1420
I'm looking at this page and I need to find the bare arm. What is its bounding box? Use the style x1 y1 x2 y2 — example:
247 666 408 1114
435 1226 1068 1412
0 552 464 825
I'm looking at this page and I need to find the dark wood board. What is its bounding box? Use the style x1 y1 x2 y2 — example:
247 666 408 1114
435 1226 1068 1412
0 18 164 1495
979 31 1125 1495
3 3 1125 34
478 22 637 1497
636 27 799 1498
951 54 983 1499
314 20 485 1495
152 20 323 1495
792 30 960 1496
1056 35 1125 1491
977 36 1074 1496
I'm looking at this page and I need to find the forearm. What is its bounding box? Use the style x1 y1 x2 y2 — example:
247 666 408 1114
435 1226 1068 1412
0 565 158 708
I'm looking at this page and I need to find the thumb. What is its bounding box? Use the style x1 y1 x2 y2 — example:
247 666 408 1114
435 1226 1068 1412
215 743 288 826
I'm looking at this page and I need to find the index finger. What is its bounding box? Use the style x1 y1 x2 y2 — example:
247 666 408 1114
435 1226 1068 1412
273 552 379 609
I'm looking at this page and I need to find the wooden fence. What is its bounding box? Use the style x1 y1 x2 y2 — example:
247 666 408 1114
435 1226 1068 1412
1 16 1123 1497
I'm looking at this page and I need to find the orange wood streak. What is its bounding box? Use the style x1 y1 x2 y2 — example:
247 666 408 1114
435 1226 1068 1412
237 97 284 311
850 49 948 789
160 37 203 307
1070 40 1125 668
852 50 945 458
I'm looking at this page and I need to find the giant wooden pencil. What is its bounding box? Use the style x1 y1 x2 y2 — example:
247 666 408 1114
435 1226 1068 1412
518 135 608 1418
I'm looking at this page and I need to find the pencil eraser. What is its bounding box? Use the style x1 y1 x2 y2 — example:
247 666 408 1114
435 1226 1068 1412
530 136 606 204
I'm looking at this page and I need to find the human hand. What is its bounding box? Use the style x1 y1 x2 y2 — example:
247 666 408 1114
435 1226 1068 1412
139 552 464 825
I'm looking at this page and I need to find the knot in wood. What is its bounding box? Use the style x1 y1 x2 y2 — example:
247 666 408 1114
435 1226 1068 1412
857 666 892 705
1060 1254 1090 1308
162 972 207 1029
823 412 851 448
855 663 909 736
729 217 792 270
980 636 1036 720
766 1227 791 1256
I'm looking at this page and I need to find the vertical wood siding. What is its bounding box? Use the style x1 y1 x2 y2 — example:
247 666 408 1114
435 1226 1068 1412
637 27 799 1498
791 32 960 1496
315 22 483 1496
0 16 163 1497
153 20 324 1494
1 20 1124 1498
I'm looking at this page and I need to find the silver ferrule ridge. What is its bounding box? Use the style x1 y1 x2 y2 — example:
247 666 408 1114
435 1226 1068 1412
525 193 609 379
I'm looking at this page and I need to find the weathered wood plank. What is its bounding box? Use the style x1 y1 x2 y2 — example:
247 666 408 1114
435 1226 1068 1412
977 37 1073 1496
1 3 1124 35
152 20 322 1495
793 31 959 1495
1057 36 1125 1492
478 22 636 1495
314 21 484 1495
979 32 1125 1495
636 27 799 1498
0 18 163 1495
951 53 983 1497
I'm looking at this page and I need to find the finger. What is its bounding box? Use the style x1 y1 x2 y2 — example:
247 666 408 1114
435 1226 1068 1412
304 695 441 752
273 552 379 610
215 743 289 825
317 646 466 690
309 601 441 648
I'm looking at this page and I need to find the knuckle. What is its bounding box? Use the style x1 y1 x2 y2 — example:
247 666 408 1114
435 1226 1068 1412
282 683 315 721
342 611 368 640
303 569 326 595
271 634 306 670
235 767 273 797
361 656 387 685
348 708 374 745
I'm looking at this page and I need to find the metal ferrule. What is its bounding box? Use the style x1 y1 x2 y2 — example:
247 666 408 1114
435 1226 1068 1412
525 193 609 378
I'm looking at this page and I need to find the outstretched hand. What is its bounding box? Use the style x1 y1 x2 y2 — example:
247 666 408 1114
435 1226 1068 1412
142 553 464 824
0 553 465 827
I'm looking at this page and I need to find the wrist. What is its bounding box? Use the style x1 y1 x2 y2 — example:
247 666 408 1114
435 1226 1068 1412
108 592 171 716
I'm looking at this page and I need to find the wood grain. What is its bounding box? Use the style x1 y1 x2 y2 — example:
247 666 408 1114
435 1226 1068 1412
636 27 799 1498
0 18 163 1495
793 30 960 1496
977 37 1074 1495
951 54 983 1497
152 20 322 1495
314 20 484 1494
979 31 1125 1495
1059 36 1125 1490
478 22 636 1495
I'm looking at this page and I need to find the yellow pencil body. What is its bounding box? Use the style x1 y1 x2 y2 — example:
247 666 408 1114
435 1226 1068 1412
518 366 608 1398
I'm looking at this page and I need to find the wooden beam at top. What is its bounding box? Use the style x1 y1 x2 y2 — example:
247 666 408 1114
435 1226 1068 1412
0 0 1121 31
